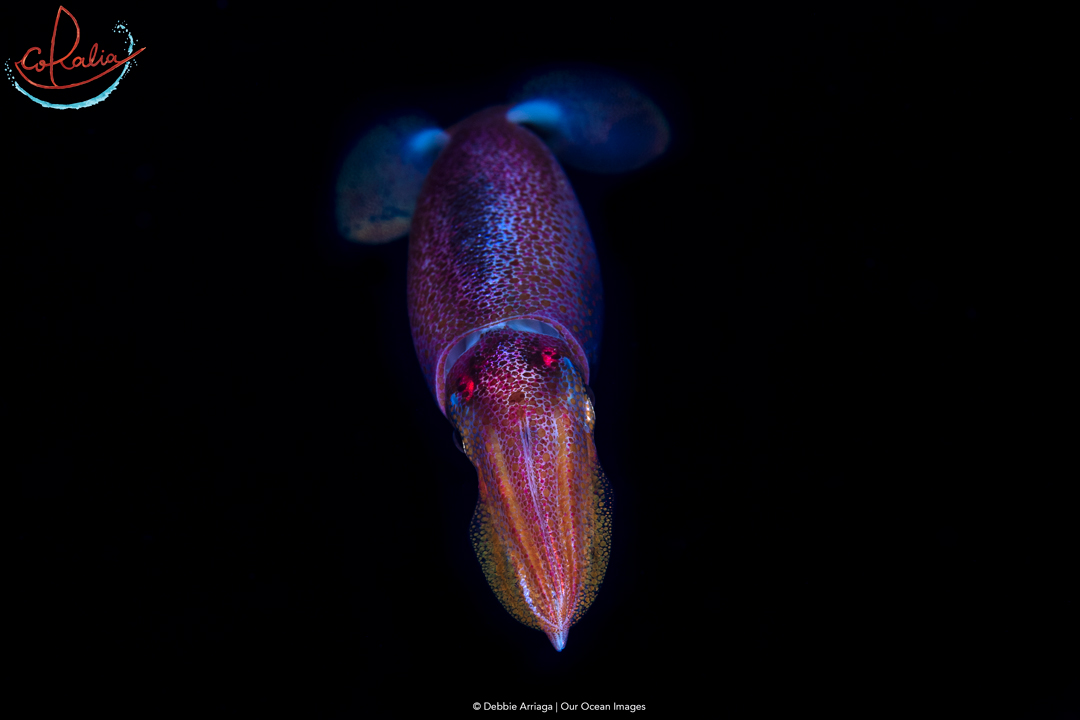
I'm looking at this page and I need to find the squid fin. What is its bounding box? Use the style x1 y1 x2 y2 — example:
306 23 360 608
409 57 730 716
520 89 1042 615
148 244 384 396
507 68 670 173
336 116 448 243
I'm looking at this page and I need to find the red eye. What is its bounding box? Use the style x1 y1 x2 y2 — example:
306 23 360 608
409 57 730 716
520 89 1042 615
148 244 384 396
540 347 557 367
458 376 475 402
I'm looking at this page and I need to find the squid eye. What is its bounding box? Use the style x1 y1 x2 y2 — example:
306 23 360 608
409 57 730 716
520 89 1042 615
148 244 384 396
452 427 466 453
583 383 596 428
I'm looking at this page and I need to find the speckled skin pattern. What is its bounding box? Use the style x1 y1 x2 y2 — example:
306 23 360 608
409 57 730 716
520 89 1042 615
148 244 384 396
406 106 610 650
406 105 603 415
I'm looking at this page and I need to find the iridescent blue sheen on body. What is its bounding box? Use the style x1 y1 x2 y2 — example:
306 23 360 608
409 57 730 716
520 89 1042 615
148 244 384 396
406 106 603 415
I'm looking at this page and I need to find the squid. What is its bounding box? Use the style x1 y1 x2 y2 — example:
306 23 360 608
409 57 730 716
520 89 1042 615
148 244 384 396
335 70 668 650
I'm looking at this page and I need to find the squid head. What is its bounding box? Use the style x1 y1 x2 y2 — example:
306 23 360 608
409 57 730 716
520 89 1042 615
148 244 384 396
448 328 610 651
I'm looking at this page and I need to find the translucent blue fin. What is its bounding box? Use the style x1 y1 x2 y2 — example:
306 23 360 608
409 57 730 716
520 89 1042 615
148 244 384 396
508 69 670 173
336 116 449 243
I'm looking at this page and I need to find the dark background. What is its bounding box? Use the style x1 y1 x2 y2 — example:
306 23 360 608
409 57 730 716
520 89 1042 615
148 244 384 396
6 2 1072 717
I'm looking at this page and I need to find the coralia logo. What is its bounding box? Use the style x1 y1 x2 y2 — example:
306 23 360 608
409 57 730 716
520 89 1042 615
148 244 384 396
6 5 146 109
